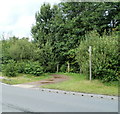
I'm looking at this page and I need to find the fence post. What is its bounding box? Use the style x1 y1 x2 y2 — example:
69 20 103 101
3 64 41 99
57 64 59 73
88 46 92 81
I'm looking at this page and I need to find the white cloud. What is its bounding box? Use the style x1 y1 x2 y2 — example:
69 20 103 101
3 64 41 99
0 0 60 38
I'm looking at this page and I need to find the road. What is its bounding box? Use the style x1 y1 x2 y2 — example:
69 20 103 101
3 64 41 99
0 83 118 112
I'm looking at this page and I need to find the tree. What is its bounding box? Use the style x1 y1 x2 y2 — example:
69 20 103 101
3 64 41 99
60 2 120 35
31 3 53 46
31 2 120 73
34 42 57 72
7 38 35 61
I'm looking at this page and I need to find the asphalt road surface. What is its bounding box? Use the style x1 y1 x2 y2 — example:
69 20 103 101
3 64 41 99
1 83 118 112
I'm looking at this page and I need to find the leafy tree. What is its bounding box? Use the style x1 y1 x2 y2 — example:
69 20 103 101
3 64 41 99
8 38 35 61
60 2 120 36
31 3 67 71
34 42 56 73
31 3 53 46
31 2 120 73
2 37 16 63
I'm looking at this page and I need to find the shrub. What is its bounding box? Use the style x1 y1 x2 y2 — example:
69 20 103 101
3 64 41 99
15 61 43 76
3 60 44 76
16 61 26 73
0 64 3 72
30 62 43 76
60 64 67 72
76 31 119 82
24 61 43 76
3 60 17 77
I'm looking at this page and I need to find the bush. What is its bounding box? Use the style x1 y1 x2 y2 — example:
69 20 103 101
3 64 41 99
60 64 67 72
15 61 43 76
31 62 43 76
76 31 119 82
24 61 43 76
16 61 26 73
101 69 118 82
0 64 3 72
3 60 17 77
3 60 44 76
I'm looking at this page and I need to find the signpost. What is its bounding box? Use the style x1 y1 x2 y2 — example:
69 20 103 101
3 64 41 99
88 46 92 81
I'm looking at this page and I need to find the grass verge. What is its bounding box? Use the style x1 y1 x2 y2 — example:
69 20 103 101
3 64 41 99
0 73 52 85
41 72 118 96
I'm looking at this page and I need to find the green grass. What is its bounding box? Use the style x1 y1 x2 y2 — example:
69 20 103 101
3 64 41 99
42 72 118 96
0 72 118 96
1 73 52 85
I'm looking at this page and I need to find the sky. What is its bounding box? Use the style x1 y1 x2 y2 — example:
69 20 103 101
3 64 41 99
0 0 60 39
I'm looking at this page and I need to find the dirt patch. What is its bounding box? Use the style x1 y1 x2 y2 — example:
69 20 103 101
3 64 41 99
18 74 70 88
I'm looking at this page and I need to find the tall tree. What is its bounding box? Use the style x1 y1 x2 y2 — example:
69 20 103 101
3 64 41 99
31 3 53 46
31 2 120 72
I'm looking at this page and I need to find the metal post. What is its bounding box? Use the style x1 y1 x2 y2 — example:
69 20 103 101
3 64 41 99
89 46 92 81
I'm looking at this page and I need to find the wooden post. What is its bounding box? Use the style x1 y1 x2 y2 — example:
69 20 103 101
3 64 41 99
89 46 92 81
57 64 59 73
67 62 70 73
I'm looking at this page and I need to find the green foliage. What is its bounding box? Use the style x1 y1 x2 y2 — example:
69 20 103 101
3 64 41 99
31 2 120 75
8 38 35 61
24 61 43 76
1 2 120 82
3 60 43 76
16 61 26 73
2 39 12 64
0 65 2 72
34 42 57 73
3 60 17 77
60 2 120 35
76 31 119 82
2 37 37 62
60 64 67 72
16 61 43 76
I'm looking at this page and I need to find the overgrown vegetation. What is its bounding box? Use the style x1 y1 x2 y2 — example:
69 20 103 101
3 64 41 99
76 32 119 82
3 60 17 77
42 73 118 96
0 2 119 85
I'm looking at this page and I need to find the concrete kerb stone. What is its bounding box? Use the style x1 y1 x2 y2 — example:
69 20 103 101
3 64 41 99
38 88 118 100
2 83 118 100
